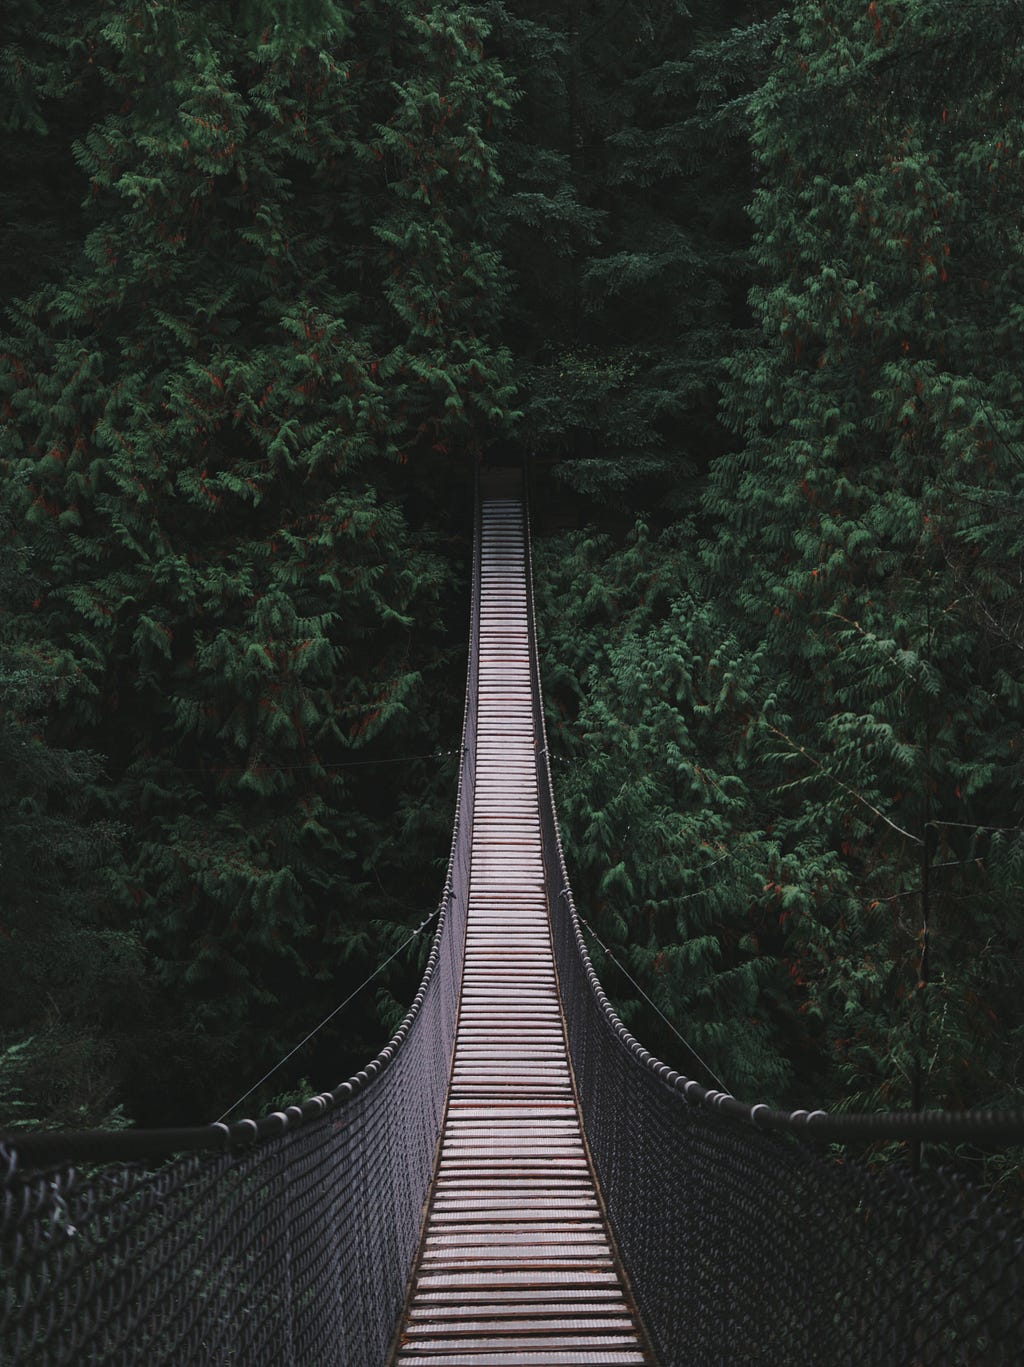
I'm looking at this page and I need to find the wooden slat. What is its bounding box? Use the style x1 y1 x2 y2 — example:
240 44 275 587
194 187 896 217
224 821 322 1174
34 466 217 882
392 499 647 1367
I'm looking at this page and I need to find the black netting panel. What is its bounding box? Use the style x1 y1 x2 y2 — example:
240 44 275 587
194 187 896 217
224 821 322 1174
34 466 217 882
0 504 480 1367
541 940 1024 1365
522 499 1024 1367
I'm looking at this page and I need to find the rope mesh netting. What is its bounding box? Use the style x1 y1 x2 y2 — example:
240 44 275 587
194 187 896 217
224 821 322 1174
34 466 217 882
2 1063 448 1366
522 503 1024 1367
537 922 1024 1364
0 515 480 1367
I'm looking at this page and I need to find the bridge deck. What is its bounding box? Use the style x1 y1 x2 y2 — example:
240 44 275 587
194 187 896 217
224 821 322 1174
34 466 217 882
392 498 647 1365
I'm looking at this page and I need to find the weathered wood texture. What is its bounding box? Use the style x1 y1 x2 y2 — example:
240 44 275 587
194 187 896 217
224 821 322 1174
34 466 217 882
392 499 648 1365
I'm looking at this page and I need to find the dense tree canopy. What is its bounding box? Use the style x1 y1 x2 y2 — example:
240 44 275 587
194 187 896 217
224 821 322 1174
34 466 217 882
2 0 1022 1175
2 0 514 1122
535 0 1024 1177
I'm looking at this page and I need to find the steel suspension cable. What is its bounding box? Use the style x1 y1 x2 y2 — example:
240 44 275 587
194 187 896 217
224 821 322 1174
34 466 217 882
575 904 730 1093
215 904 443 1124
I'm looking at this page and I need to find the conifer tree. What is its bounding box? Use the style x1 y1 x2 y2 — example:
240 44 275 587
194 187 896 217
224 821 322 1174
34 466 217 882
709 0 1024 1119
489 0 782 507
1 0 514 1119
0 1 98 310
0 498 146 1129
535 523 796 1099
536 0 1024 1134
526 0 802 1103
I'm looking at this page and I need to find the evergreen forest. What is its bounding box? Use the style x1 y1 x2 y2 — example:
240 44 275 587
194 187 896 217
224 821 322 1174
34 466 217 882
2 0 1022 1184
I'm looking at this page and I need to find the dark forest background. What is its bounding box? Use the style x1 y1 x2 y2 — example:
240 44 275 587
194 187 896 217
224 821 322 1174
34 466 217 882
2 0 1022 1182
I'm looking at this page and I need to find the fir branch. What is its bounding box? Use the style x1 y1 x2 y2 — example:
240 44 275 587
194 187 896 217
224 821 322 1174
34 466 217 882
764 723 924 846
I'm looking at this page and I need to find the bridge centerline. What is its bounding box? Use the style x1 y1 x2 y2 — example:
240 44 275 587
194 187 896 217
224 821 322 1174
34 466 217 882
390 494 649 1366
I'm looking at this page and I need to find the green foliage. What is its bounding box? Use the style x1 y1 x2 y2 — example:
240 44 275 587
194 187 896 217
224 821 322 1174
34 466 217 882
535 0 1024 1155
535 523 795 1100
0 2 108 310
1 0 511 1123
487 0 782 508
707 0 1024 1121
1 502 147 1129
2 0 1022 1180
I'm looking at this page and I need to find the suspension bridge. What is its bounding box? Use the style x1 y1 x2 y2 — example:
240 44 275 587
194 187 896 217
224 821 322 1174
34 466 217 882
2 467 1023 1365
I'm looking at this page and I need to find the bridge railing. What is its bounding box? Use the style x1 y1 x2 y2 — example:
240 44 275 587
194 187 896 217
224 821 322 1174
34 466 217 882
0 501 481 1367
521 493 1024 1367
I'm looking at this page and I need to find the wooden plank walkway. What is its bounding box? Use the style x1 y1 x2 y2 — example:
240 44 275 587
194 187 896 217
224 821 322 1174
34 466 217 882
392 497 647 1366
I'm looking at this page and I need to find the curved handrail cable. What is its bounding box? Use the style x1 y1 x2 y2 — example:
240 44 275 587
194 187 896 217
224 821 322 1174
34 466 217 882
213 904 444 1126
575 904 731 1093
